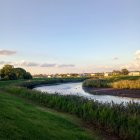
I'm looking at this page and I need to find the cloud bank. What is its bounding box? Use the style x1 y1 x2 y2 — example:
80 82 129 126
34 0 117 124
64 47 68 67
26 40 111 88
0 50 16 56
135 50 140 60
113 57 119 60
58 64 75 68
0 60 75 68
0 50 140 73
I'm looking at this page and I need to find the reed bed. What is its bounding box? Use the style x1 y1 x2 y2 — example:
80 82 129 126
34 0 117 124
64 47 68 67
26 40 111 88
83 76 140 89
112 80 140 89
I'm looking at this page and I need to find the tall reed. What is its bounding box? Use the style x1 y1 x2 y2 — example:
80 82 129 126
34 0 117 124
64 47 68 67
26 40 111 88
83 76 140 89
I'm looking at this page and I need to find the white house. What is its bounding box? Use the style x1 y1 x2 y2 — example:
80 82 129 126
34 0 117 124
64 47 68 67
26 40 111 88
90 73 96 77
104 72 112 77
129 71 140 76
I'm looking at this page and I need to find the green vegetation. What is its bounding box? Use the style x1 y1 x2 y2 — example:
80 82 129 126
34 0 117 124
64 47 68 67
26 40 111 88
0 77 86 88
2 84 140 140
83 76 140 89
0 90 98 140
20 77 87 88
0 64 32 80
112 80 140 89
0 78 140 140
121 69 129 75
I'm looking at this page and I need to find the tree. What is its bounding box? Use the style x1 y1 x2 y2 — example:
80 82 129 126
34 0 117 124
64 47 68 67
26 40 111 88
24 72 32 79
0 64 16 80
112 70 121 76
13 68 27 79
0 65 32 80
121 69 129 75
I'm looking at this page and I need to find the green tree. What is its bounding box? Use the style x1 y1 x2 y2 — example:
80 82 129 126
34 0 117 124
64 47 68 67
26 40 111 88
13 68 27 79
24 72 32 79
121 69 129 75
0 65 32 80
0 65 16 80
112 70 121 76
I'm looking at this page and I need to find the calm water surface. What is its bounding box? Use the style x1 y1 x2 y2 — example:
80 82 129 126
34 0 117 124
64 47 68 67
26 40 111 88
34 82 140 104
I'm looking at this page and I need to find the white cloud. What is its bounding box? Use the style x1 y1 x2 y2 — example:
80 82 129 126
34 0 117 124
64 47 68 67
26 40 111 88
113 57 119 60
0 60 75 69
14 60 39 67
40 63 56 67
0 61 5 64
58 64 75 68
0 50 16 56
135 50 140 60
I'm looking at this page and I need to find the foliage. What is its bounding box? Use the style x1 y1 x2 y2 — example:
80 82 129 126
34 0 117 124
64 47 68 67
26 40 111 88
19 77 87 88
0 64 16 80
112 80 140 89
111 69 129 76
0 65 32 80
121 69 129 75
3 85 140 140
83 76 140 89
0 90 97 140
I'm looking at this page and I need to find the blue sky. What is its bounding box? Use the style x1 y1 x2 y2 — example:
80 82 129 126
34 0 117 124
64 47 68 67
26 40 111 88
0 0 140 74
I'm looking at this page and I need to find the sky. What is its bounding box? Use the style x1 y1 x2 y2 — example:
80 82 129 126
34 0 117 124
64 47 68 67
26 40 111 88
0 0 140 74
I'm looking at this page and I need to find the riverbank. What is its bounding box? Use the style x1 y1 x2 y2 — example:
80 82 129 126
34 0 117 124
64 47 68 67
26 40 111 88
0 89 101 140
83 87 140 98
83 76 140 98
3 86 140 140
0 78 140 140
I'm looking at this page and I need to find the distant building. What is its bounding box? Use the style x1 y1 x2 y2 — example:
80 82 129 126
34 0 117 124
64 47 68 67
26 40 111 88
90 73 96 77
47 75 52 78
129 71 140 76
67 74 71 77
104 72 112 77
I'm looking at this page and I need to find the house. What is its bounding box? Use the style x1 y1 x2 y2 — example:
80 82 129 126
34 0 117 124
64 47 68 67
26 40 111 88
47 75 52 78
90 73 96 77
104 72 112 77
67 74 71 77
129 71 140 76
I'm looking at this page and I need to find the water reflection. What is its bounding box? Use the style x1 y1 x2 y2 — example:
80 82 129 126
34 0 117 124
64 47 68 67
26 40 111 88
34 82 140 104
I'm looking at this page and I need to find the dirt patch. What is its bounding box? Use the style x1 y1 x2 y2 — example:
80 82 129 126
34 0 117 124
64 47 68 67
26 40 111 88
83 87 140 98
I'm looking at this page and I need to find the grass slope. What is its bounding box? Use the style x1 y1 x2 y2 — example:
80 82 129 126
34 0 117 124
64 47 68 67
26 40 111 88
0 90 100 140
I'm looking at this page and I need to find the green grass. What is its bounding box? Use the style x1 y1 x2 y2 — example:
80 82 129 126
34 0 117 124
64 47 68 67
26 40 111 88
3 86 140 140
0 90 99 140
83 76 140 89
0 77 86 88
0 78 140 140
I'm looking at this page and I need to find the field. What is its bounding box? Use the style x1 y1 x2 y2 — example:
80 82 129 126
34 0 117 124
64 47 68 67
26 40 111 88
0 90 100 140
0 77 140 140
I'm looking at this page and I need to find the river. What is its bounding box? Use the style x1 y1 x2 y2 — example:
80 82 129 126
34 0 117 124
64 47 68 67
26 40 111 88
34 82 140 104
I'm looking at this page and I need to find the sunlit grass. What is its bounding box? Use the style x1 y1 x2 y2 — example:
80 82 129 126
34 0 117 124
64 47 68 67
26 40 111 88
3 85 140 140
83 76 140 89
0 90 98 140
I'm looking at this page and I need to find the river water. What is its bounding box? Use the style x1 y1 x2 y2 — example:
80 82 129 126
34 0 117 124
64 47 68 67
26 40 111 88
34 82 140 104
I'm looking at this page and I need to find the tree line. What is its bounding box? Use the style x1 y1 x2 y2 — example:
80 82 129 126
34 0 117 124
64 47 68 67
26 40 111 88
0 64 32 80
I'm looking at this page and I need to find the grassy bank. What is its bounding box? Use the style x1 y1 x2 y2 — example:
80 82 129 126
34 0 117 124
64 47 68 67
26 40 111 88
0 77 86 88
20 77 87 88
3 85 140 140
83 76 140 89
0 89 100 140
